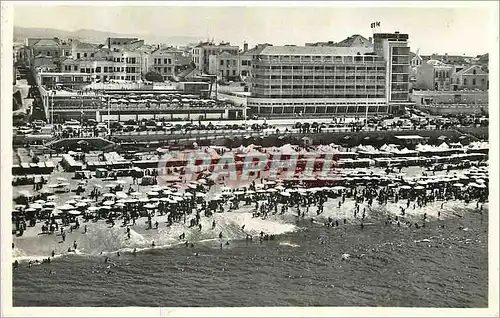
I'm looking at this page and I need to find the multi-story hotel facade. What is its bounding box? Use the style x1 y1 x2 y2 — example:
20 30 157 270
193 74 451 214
247 32 412 117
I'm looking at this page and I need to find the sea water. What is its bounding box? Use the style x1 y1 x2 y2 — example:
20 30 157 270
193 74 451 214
12 201 488 307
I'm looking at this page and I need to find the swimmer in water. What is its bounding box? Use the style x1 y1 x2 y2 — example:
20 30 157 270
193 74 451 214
241 224 245 231
117 251 120 257
212 220 216 229
219 232 223 239
225 241 230 246
51 250 55 257
133 248 137 255
151 241 156 247
190 243 194 248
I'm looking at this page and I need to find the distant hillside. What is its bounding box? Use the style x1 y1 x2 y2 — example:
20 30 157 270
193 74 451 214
14 26 203 46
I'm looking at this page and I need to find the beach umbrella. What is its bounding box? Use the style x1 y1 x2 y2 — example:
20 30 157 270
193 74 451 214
187 184 197 189
71 195 82 200
94 184 103 189
198 179 207 184
268 188 277 193
103 193 116 198
414 186 425 190
246 190 255 194
76 202 88 207
401 185 411 190
453 183 464 187
476 179 485 184
147 191 159 196
130 192 142 197
56 177 67 182
65 200 78 205
100 206 111 210
44 202 56 207
332 186 346 191
87 206 100 212
25 207 37 213
139 198 149 203
58 204 74 211
161 189 173 195
115 192 128 199
115 203 126 207
67 210 81 215
151 186 162 192
115 180 127 185
34 199 46 204
81 198 94 203
103 200 115 206
196 192 206 197
417 180 427 185
281 192 291 197
183 192 193 197
144 204 157 209
105 184 116 188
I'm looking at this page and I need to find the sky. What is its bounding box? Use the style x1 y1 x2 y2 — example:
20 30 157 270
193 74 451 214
12 2 497 56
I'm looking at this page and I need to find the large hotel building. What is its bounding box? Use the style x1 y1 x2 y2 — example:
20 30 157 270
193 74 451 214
248 32 412 117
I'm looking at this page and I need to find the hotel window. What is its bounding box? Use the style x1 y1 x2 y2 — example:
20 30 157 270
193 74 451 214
473 69 477 75
220 60 224 66
164 67 169 73
74 65 78 71
84 53 87 58
464 78 468 85
96 67 101 73
473 79 476 85
91 53 95 58
77 53 81 59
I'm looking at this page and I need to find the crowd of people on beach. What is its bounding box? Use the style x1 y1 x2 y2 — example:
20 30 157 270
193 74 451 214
12 147 488 270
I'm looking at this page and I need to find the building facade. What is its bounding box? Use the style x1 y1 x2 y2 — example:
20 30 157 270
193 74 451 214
451 65 489 91
150 47 185 81
208 51 240 81
415 60 454 91
192 42 240 74
247 32 411 117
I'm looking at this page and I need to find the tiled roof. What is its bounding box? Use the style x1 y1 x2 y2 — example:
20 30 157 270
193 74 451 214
259 46 373 56
217 51 237 57
32 39 60 47
455 65 487 76
75 41 100 50
334 34 373 48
